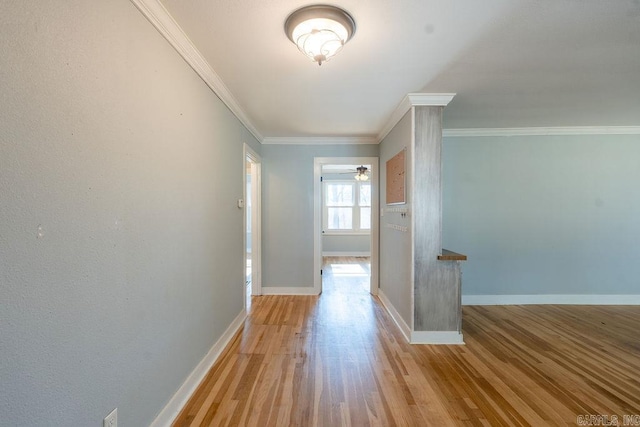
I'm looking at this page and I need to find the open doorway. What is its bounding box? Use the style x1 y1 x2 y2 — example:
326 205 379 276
244 145 262 310
313 157 379 296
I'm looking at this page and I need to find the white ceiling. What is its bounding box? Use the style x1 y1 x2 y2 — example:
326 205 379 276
159 0 640 138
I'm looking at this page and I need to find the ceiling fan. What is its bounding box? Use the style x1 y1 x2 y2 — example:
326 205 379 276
331 165 369 181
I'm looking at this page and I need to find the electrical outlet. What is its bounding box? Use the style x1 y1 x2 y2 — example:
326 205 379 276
104 408 117 427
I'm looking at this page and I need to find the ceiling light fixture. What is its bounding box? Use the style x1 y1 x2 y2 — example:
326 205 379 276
284 5 356 66
354 166 369 181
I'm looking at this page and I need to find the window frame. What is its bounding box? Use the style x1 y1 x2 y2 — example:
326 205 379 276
322 180 371 235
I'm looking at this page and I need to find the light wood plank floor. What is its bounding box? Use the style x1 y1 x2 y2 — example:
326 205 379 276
174 258 640 426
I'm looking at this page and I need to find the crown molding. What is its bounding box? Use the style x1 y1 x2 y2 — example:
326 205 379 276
129 0 263 142
406 93 456 107
443 126 640 137
377 93 456 143
117 8 640 145
262 136 378 145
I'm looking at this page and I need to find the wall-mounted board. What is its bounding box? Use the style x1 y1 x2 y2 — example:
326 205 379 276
386 148 406 205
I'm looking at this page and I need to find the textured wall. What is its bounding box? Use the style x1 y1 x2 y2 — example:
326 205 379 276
443 134 640 296
379 112 413 326
261 144 378 288
0 1 259 425
413 106 460 331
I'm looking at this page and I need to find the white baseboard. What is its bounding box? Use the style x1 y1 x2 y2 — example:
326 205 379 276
462 294 640 305
377 290 411 343
150 309 247 427
261 286 320 296
378 291 464 344
410 331 464 345
322 251 371 257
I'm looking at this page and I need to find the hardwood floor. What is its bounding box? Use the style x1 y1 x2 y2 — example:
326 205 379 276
174 258 640 426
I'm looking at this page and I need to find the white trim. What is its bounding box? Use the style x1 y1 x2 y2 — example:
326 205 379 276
462 294 640 306
377 97 412 144
443 126 640 138
410 108 415 332
370 157 380 296
262 136 377 145
243 144 262 297
314 159 323 295
406 93 456 107
378 291 465 345
378 290 412 343
378 93 456 142
150 309 246 427
322 251 370 257
261 286 320 296
410 331 464 345
315 157 380 296
129 0 263 143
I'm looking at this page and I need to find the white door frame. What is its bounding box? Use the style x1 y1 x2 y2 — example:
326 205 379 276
244 144 262 297
313 157 379 295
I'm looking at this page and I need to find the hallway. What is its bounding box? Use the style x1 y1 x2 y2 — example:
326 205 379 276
174 256 440 426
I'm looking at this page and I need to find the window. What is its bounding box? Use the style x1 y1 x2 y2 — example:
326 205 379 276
324 181 371 233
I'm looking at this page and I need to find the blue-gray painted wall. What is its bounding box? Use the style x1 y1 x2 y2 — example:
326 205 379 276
1 1 260 425
442 134 640 295
379 112 413 326
261 144 379 288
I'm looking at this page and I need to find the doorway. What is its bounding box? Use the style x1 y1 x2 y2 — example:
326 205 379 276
313 157 379 296
244 145 262 309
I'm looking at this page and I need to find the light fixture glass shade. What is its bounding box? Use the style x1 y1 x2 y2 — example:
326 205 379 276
355 165 369 181
292 19 346 65
285 5 356 65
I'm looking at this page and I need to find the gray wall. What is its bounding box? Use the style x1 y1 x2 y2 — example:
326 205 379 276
261 144 378 288
322 235 371 254
379 112 413 326
0 1 260 426
442 134 640 296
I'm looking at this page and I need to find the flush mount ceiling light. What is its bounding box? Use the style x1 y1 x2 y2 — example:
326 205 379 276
284 5 356 66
